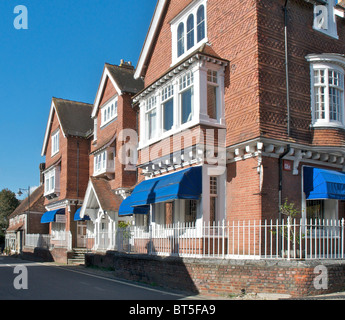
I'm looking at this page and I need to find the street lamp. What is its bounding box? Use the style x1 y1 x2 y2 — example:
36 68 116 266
17 187 30 243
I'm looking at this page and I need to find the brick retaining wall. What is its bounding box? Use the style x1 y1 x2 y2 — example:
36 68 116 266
85 251 345 297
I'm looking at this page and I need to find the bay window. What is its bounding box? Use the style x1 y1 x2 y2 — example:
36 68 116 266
44 166 60 197
138 55 226 148
93 148 115 176
307 54 345 128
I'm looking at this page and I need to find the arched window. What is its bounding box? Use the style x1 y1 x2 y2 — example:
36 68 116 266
177 22 185 57
187 14 194 51
197 5 205 43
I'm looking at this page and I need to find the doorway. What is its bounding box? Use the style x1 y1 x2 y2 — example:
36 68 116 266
77 221 87 248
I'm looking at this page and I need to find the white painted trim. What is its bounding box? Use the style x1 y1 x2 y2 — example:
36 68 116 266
170 0 208 67
137 58 226 150
134 0 168 80
41 100 67 157
306 55 345 128
91 66 123 119
79 180 102 219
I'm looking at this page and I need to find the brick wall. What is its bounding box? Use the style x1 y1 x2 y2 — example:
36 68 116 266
226 158 262 221
258 0 345 147
85 251 345 297
142 0 260 148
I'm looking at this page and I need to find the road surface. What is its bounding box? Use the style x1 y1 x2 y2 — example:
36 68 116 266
0 256 195 300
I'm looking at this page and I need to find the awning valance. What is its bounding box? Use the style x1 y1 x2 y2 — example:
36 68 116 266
118 166 202 216
118 197 149 216
41 209 65 224
74 208 90 221
304 166 345 200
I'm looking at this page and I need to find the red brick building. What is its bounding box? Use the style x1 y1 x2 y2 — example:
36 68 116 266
78 61 144 251
122 0 345 243
40 97 93 259
6 184 47 254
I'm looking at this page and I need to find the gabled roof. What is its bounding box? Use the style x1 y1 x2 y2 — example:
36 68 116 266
91 62 144 118
80 178 122 218
41 98 93 156
8 185 45 220
134 0 168 80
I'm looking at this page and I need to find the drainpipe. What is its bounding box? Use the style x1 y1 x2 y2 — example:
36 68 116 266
77 141 80 198
283 0 291 137
279 144 291 223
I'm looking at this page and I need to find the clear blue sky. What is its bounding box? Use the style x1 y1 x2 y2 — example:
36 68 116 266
0 0 156 199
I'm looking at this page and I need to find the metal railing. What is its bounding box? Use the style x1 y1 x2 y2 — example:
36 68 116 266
116 218 345 260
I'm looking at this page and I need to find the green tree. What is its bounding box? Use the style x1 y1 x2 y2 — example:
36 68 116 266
0 189 20 245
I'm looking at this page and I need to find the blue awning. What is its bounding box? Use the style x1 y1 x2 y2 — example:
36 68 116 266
118 197 150 216
41 209 65 224
119 166 202 216
304 166 345 200
74 208 90 221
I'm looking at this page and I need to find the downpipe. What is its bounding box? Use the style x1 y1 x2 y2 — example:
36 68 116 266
283 0 291 137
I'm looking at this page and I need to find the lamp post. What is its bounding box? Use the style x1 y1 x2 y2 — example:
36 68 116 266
17 187 30 251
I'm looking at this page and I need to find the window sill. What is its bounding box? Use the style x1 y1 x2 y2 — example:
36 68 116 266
312 121 345 130
100 116 117 130
51 151 59 158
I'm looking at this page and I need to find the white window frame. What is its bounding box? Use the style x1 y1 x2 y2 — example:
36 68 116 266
44 166 60 196
93 118 98 141
313 0 338 39
100 96 118 128
139 61 225 149
145 96 157 141
178 70 194 127
51 130 59 157
161 83 175 133
308 57 345 128
171 0 208 66
93 148 115 176
94 150 107 176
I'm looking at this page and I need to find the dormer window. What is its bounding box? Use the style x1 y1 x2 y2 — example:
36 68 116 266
306 54 345 128
171 0 207 65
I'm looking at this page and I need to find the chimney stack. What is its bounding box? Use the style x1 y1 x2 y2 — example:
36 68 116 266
119 59 134 69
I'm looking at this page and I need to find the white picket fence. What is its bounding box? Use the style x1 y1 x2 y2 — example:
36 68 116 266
116 218 345 260
25 232 72 250
25 234 51 249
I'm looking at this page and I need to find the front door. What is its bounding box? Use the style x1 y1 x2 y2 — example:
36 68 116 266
77 221 87 248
